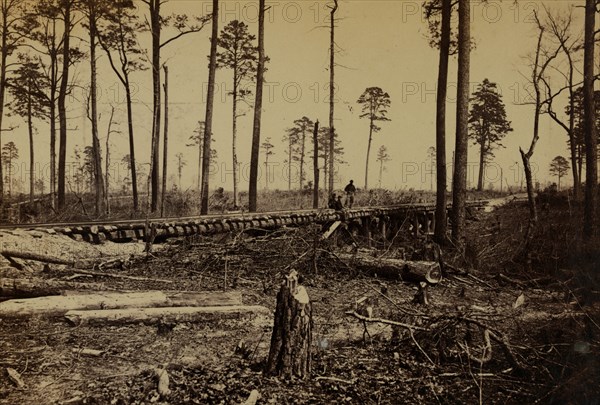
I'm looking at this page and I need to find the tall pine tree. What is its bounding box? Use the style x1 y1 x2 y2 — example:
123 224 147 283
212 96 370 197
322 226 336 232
468 79 512 191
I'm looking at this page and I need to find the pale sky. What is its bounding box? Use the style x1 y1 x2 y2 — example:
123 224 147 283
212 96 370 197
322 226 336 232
4 0 591 194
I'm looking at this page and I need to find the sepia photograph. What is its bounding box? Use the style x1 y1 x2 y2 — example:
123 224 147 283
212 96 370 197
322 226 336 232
0 0 599 403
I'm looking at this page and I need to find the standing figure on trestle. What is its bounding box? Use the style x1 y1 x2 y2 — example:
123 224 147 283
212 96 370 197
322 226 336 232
344 180 356 208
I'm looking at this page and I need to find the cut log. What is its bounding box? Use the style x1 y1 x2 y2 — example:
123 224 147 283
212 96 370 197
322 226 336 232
337 253 442 284
64 305 270 326
3 256 34 272
0 278 107 298
72 348 104 357
0 291 243 316
0 250 132 270
1 250 73 265
0 291 169 316
166 291 243 307
64 269 173 284
265 270 312 379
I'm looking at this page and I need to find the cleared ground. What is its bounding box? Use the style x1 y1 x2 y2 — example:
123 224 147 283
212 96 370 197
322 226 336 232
0 201 598 404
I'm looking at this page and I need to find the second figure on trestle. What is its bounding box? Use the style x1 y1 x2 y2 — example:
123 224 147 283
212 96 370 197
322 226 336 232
344 180 356 208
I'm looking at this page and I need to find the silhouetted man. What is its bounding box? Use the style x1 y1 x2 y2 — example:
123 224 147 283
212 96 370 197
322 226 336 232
344 180 356 208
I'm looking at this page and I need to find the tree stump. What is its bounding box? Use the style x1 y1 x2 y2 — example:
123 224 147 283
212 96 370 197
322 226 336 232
265 270 312 379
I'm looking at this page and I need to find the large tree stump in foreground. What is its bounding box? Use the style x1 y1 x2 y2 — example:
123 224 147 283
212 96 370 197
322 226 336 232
265 270 312 379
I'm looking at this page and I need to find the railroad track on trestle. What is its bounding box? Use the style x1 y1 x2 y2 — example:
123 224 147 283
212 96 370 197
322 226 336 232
0 200 490 244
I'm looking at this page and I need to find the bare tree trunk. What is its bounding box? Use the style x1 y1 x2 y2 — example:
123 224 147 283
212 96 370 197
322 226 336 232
364 120 373 190
583 0 597 238
568 136 579 197
105 134 110 214
578 144 583 189
89 11 104 217
313 120 319 209
197 127 202 192
323 157 328 193
378 158 383 188
451 0 470 249
6 156 11 198
196 145 202 193
521 147 537 222
520 144 538 260
49 40 57 210
522 12 570 251
519 23 547 253
28 82 34 204
178 154 182 189
161 64 168 216
0 15 7 209
288 138 292 191
98 15 139 211
200 0 219 215
248 0 265 212
149 0 161 213
264 152 268 190
477 141 485 191
434 0 451 245
50 103 56 208
566 61 579 199
105 106 115 215
125 83 138 211
430 157 433 191
546 16 579 200
232 74 238 207
57 0 71 211
328 0 338 195
195 122 205 193
299 128 305 190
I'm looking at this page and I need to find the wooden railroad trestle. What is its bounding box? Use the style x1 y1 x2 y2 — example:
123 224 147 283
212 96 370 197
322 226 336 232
7 202 486 244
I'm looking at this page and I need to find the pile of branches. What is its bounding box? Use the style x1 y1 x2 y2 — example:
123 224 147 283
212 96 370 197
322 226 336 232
345 294 600 403
164 226 345 290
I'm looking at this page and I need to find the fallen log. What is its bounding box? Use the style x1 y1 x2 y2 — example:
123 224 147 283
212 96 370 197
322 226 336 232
3 256 34 272
0 291 243 316
166 291 243 307
1 250 72 266
72 348 104 357
64 305 270 326
0 250 131 270
0 291 169 316
63 269 174 284
0 278 107 298
337 253 442 284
